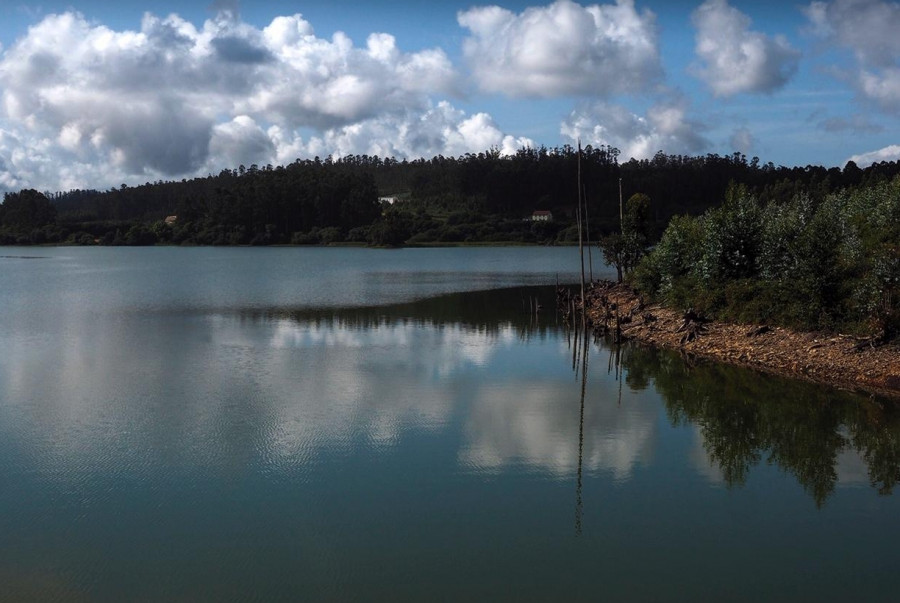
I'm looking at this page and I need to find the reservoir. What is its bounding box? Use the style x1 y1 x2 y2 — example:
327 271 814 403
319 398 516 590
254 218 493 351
1 246 899 601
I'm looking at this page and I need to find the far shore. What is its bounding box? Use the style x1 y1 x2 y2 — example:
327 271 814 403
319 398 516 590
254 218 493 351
3 240 583 249
579 281 900 401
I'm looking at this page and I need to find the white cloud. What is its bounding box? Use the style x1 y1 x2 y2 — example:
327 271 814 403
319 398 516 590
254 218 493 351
805 0 900 67
0 129 26 191
847 144 900 167
560 97 709 160
267 102 534 165
0 10 476 193
858 67 900 111
691 0 800 97
208 116 276 169
729 127 756 154
249 19 458 128
0 13 218 179
804 0 900 112
458 0 662 97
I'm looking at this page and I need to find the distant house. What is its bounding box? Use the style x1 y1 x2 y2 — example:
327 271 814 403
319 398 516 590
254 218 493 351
531 210 553 222
164 215 178 225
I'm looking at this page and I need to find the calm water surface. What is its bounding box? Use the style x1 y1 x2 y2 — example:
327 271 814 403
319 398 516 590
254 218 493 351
1 247 899 601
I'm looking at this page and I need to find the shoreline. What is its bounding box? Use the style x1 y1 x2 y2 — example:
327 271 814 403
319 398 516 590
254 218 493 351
1 240 578 249
579 281 900 401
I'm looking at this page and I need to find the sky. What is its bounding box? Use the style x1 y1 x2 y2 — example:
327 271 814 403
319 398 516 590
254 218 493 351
0 0 899 194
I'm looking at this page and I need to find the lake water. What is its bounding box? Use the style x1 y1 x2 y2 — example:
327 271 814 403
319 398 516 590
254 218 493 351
1 246 899 601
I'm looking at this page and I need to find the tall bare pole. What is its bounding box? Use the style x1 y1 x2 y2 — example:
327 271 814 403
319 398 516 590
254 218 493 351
618 177 624 235
577 140 586 314
583 181 593 283
574 326 589 537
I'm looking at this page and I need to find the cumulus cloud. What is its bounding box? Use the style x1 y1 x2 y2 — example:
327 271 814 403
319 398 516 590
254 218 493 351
208 116 276 169
691 0 800 97
804 0 900 111
805 0 900 67
0 13 218 179
856 67 900 111
847 144 900 167
729 127 756 154
248 18 458 129
0 129 24 191
458 0 662 97
560 97 709 160
0 9 478 193
268 102 535 166
211 35 273 64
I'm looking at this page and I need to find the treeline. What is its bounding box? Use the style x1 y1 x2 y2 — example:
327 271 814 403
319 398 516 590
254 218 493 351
629 178 900 340
3 146 900 247
28 161 382 246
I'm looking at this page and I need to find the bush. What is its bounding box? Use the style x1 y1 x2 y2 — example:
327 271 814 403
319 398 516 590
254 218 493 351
698 184 763 283
291 229 320 245
632 177 900 337
634 214 704 302
346 226 371 243
67 231 96 245
556 224 581 243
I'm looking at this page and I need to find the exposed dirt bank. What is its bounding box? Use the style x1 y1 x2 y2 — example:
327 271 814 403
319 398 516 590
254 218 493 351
573 281 900 400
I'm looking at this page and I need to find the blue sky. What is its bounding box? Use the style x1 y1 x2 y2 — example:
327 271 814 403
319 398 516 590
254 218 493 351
1 0 899 193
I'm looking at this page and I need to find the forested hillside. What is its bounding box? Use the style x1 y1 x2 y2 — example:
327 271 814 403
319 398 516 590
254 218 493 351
2 146 900 247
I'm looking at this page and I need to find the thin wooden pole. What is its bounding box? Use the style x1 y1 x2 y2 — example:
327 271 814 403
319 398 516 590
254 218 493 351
618 177 624 235
575 325 588 536
583 181 593 283
577 141 585 314
572 320 580 372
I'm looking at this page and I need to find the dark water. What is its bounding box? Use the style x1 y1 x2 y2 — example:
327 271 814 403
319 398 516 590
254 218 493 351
1 247 899 601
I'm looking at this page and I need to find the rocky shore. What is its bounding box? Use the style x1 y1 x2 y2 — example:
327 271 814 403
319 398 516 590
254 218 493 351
571 281 900 400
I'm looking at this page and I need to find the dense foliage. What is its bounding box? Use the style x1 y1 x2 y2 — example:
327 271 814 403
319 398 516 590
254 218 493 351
597 192 652 282
0 189 60 244
632 178 900 339
4 146 900 248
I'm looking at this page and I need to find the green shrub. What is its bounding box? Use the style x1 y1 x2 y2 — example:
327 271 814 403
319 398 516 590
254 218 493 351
632 176 900 337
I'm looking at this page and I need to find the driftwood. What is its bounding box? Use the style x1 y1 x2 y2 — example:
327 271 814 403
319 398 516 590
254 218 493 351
746 325 771 337
628 295 646 319
678 324 706 345
676 308 709 345
675 309 708 333
854 333 889 352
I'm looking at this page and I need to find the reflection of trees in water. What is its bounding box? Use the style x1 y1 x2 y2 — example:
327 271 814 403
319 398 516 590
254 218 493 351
852 409 900 496
619 343 900 506
238 284 565 340
241 283 900 507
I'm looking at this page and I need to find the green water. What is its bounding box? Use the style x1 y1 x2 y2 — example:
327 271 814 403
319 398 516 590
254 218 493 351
1 247 898 601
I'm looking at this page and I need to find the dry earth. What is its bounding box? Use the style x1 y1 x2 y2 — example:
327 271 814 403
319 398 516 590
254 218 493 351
571 281 900 400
